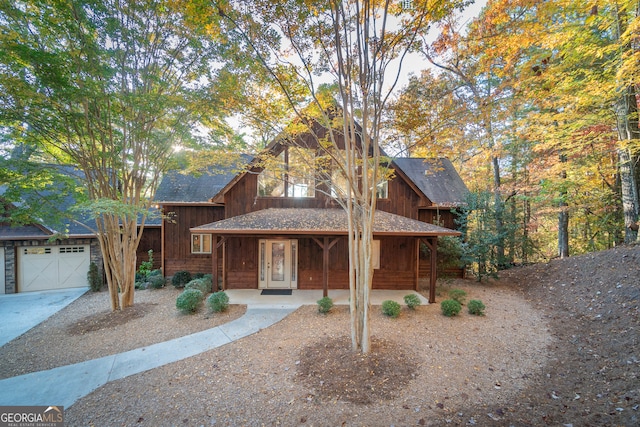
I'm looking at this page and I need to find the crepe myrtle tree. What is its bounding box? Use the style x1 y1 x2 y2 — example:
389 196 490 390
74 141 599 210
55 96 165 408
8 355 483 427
213 0 464 352
0 0 225 310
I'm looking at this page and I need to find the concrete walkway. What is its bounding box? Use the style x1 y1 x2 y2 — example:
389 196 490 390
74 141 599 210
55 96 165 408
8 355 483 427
224 289 429 307
0 290 427 408
0 306 297 407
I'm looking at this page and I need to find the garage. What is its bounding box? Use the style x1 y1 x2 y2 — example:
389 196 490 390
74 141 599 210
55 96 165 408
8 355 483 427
17 245 90 292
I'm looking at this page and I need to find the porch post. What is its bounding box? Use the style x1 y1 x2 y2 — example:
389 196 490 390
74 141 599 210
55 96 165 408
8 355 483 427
420 237 438 303
323 236 329 298
313 237 340 298
414 238 420 291
211 234 218 291
428 237 438 303
221 238 227 291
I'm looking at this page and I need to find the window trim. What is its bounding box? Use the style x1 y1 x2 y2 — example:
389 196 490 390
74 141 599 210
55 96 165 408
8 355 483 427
191 233 212 254
376 179 389 199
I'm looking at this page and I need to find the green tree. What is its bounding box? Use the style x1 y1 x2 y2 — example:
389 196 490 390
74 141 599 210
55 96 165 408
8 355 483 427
456 190 506 281
515 0 639 247
0 0 228 310
213 0 465 353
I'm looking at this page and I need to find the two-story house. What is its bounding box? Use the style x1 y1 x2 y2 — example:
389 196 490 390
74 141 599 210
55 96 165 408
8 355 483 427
155 128 469 302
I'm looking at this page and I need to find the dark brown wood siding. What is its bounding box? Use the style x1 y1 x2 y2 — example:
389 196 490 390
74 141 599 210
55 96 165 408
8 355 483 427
377 175 426 219
222 236 417 290
224 237 258 289
162 205 225 277
418 208 458 230
137 226 161 270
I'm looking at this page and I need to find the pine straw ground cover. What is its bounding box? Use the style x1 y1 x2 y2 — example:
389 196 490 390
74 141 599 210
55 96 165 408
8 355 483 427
1 245 638 426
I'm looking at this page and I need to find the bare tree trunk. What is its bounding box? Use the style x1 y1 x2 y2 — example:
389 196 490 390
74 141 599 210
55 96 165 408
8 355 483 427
558 154 569 258
614 5 640 243
97 215 141 310
558 205 570 258
615 83 639 244
492 155 505 265
618 146 639 243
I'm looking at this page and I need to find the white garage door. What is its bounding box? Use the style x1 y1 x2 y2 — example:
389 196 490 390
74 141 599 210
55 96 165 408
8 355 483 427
18 245 90 292
0 247 5 294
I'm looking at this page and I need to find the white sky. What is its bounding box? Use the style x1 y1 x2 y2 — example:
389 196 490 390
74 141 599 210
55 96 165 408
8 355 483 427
224 0 488 146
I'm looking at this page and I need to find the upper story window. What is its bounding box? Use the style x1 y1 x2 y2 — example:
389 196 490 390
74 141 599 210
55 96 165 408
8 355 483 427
330 165 389 199
376 179 389 199
258 148 316 198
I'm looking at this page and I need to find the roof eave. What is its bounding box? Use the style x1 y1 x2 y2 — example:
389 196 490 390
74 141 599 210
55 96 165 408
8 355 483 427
189 228 461 237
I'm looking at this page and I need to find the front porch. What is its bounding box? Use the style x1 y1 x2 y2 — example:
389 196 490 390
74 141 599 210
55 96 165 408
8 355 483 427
223 288 430 308
191 208 461 303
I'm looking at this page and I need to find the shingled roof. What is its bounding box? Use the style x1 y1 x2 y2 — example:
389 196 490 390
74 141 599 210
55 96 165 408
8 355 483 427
155 154 252 203
393 158 469 208
0 165 97 239
191 208 460 237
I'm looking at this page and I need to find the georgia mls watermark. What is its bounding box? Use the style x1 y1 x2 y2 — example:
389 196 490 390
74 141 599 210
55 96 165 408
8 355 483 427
0 406 64 427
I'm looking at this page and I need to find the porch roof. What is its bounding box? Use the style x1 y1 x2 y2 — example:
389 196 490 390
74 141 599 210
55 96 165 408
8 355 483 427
190 208 460 237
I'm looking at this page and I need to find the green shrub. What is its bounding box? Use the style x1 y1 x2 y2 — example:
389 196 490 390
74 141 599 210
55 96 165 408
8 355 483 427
441 299 462 317
148 269 162 277
176 289 203 314
193 272 205 279
404 294 421 310
87 262 102 292
137 249 154 278
207 291 230 313
148 274 166 289
317 296 334 314
172 271 192 288
199 274 213 289
381 300 401 318
468 299 486 316
448 289 467 304
201 274 216 290
185 278 210 294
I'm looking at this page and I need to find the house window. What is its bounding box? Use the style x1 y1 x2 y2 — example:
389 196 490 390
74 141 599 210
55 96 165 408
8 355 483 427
330 169 350 198
191 234 212 254
257 147 316 198
376 180 388 199
258 169 285 197
330 170 388 199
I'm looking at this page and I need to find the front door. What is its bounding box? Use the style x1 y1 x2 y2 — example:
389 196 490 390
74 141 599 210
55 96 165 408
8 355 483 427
259 239 298 289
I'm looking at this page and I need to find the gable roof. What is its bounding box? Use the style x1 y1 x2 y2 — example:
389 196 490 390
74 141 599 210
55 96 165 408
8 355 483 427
191 208 460 237
1 164 163 240
155 154 252 204
393 158 469 208
0 165 96 239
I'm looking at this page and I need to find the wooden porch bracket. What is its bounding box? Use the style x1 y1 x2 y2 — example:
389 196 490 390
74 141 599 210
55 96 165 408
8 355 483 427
420 237 439 303
312 236 340 297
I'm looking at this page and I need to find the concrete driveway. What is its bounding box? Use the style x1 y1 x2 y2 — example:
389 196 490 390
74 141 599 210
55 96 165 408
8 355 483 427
0 288 88 347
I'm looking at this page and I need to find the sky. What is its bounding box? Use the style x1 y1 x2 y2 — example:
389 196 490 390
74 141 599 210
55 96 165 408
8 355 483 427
225 0 488 146
388 0 488 90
